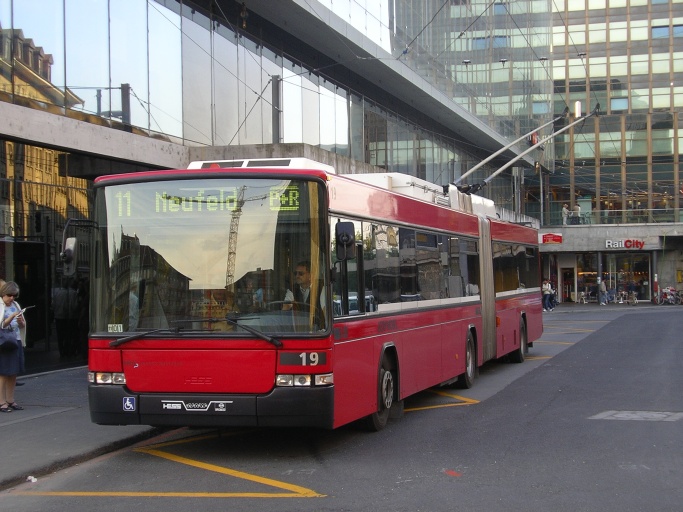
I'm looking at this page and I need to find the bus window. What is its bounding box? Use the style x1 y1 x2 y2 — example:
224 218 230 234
93 177 329 335
331 217 361 316
450 237 479 297
368 223 400 304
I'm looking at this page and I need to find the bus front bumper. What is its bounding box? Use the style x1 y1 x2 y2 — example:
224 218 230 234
88 384 335 429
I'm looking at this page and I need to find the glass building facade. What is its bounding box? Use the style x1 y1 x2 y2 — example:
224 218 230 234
0 0 551 360
538 0 683 305
535 0 683 226
1 0 551 188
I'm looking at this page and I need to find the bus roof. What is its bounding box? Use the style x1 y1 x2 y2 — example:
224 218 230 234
189 158 496 219
344 172 497 219
187 158 336 174
99 157 500 221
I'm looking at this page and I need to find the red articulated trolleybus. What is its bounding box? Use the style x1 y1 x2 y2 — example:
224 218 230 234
83 158 542 430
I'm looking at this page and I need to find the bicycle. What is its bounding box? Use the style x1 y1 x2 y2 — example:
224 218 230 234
626 290 638 305
654 287 681 305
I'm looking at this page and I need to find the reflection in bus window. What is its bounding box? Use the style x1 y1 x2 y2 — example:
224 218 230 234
452 237 480 297
492 243 540 293
369 223 401 304
94 178 329 335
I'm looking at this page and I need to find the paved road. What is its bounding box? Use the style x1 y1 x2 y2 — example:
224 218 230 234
2 303 682 511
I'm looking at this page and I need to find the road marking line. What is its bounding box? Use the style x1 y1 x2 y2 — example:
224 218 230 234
135 446 324 497
18 433 325 499
427 389 479 403
543 328 597 333
547 320 609 324
589 410 683 421
16 491 321 498
405 389 479 412
406 402 477 412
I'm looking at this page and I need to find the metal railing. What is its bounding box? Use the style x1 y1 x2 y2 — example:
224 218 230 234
548 207 681 226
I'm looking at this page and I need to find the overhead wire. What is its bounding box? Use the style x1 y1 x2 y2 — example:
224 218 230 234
143 0 598 177
397 0 452 60
550 0 627 200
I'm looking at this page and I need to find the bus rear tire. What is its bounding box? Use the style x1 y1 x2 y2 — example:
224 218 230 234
509 319 527 364
363 355 395 431
456 332 475 389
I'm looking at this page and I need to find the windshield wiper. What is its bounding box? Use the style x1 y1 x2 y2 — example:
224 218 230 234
109 319 210 347
109 327 178 347
109 317 282 348
224 314 282 348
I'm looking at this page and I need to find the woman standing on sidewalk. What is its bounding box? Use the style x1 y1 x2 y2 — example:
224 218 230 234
0 281 27 413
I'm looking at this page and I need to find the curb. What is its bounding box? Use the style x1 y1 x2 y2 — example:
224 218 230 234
0 428 158 491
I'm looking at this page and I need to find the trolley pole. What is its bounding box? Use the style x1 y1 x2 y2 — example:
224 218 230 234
452 103 600 196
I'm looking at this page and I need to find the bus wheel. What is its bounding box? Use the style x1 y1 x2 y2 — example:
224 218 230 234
363 356 394 431
456 332 475 389
509 319 527 364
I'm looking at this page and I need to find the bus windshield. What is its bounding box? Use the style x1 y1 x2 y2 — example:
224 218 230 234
91 177 329 336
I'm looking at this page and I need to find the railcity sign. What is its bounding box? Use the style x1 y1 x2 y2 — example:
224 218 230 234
605 239 645 249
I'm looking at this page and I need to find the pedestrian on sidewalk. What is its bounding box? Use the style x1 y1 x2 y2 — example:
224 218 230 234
0 281 27 413
599 279 607 305
542 278 554 311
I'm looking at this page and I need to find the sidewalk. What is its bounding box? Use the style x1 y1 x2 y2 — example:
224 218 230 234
0 366 155 490
545 298 655 312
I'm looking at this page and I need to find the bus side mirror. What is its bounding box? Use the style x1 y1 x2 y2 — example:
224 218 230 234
61 237 77 276
335 222 356 261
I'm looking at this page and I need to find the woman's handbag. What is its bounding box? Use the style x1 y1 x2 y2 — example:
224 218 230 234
0 328 19 352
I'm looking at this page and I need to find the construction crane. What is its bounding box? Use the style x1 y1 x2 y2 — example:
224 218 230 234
225 186 246 288
224 187 271 289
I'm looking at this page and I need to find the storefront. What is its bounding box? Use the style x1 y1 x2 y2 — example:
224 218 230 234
575 252 651 302
539 227 683 304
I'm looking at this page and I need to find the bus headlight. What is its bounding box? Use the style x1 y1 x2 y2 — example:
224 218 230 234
88 372 126 385
276 374 294 386
276 373 333 387
288 375 309 386
314 373 334 386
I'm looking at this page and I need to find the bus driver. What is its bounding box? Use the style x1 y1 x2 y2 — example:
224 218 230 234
283 260 325 312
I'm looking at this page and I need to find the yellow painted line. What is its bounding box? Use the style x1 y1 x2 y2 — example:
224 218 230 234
136 431 241 450
19 432 325 499
534 340 576 345
134 447 324 497
428 389 479 403
406 402 477 412
525 356 551 360
16 491 318 498
405 389 479 412
543 328 597 333
547 319 609 323
545 321 608 325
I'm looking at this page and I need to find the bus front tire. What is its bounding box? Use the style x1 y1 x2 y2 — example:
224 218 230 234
363 356 395 431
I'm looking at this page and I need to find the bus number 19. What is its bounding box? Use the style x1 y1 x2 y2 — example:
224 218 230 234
300 352 319 366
